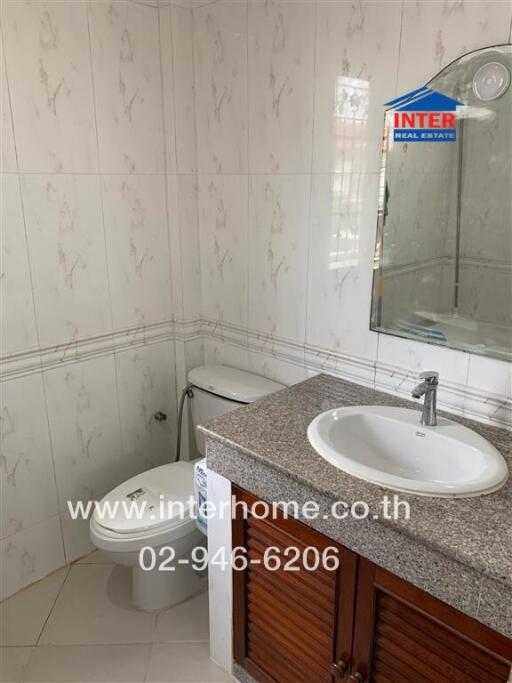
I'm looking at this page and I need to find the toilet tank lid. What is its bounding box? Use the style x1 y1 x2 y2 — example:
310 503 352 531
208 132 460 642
188 365 285 404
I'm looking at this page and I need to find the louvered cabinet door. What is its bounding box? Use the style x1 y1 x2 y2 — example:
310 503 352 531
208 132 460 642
232 487 358 683
351 559 512 683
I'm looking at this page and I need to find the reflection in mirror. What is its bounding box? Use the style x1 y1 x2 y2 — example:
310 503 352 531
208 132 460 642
371 45 512 362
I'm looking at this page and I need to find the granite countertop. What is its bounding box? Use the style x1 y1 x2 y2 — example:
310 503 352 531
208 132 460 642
199 373 512 636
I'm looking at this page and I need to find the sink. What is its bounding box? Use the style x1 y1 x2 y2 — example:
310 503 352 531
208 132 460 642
307 406 508 497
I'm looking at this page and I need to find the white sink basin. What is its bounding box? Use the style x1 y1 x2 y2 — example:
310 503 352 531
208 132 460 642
307 406 508 497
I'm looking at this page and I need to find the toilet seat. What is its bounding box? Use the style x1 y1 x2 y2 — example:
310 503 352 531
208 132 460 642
91 461 197 552
90 514 197 553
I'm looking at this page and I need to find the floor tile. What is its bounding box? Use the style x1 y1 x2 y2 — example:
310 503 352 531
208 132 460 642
76 550 111 564
0 568 68 646
145 643 233 682
22 645 150 682
0 647 33 683
39 564 157 645
154 591 209 643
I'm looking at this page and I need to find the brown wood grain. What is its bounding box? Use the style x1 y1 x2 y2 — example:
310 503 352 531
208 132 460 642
232 486 512 683
353 558 512 683
232 485 358 683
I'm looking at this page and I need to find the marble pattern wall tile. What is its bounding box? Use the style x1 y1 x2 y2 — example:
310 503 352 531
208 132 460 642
203 337 249 371
0 516 65 602
457 266 511 329
166 175 186 323
198 175 248 327
1 1 98 173
21 174 111 348
59 510 95 565
194 0 248 174
375 333 470 413
1 0 183 599
43 355 123 507
168 3 197 173
174 337 205 461
306 172 379 360
115 341 177 480
383 171 458 268
248 0 315 173
248 349 307 388
397 0 512 93
248 175 310 341
465 355 512 425
158 2 177 174
167 175 202 322
313 0 402 174
102 174 172 330
459 171 511 265
1 176 38 355
0 33 17 173
1 374 59 540
88 0 165 173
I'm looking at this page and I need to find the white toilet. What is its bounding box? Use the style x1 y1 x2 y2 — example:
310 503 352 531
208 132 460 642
90 365 284 610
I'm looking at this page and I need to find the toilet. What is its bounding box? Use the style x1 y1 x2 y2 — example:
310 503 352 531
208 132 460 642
89 365 284 610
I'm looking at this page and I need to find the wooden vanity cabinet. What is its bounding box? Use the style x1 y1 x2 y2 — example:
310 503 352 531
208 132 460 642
232 487 358 683
352 560 512 683
232 486 512 683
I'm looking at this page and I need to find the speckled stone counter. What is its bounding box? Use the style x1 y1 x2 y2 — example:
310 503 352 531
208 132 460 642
199 373 512 638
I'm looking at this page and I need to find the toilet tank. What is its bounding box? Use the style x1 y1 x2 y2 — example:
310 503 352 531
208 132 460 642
188 365 285 457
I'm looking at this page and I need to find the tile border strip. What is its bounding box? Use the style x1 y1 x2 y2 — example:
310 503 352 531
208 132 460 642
1 317 510 428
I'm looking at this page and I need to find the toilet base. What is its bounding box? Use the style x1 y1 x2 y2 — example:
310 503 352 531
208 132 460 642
90 518 208 611
132 562 207 611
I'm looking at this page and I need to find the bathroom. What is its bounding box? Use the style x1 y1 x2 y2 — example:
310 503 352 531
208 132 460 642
1 0 511 681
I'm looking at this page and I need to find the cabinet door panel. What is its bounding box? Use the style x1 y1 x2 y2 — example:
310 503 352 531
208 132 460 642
353 559 512 683
232 486 358 683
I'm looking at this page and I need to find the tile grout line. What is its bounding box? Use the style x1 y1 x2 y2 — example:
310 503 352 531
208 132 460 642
302 0 318 377
0 512 63 545
393 0 406 98
0 170 385 177
1 21 68 571
156 0 179 392
2 639 212 649
34 566 71 647
169 3 187 325
85 0 125 490
190 2 204 328
142 642 154 683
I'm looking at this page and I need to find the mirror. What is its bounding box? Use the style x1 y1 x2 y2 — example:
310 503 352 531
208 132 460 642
371 45 512 362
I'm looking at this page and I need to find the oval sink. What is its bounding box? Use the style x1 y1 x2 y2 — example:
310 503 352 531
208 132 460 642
307 406 508 497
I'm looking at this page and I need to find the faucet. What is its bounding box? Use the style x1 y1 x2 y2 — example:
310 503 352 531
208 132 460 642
411 371 439 426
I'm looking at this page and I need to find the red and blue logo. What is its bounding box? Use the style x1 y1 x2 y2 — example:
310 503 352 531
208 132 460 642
385 87 464 142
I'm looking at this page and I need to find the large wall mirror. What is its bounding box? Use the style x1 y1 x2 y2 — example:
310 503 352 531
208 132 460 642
371 45 511 362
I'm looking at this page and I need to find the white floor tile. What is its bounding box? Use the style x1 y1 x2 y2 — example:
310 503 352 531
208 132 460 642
22 644 150 682
39 565 157 645
145 643 232 682
154 591 209 643
0 647 33 683
0 568 68 646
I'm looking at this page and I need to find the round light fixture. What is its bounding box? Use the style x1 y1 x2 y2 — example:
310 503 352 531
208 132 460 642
472 61 510 101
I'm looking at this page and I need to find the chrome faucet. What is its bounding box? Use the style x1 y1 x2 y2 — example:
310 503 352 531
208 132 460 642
411 371 439 426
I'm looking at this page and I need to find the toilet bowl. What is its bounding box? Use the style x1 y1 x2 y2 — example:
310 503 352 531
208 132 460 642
90 461 206 610
90 365 284 611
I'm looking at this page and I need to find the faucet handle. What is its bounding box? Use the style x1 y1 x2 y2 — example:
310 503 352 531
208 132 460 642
419 370 439 384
